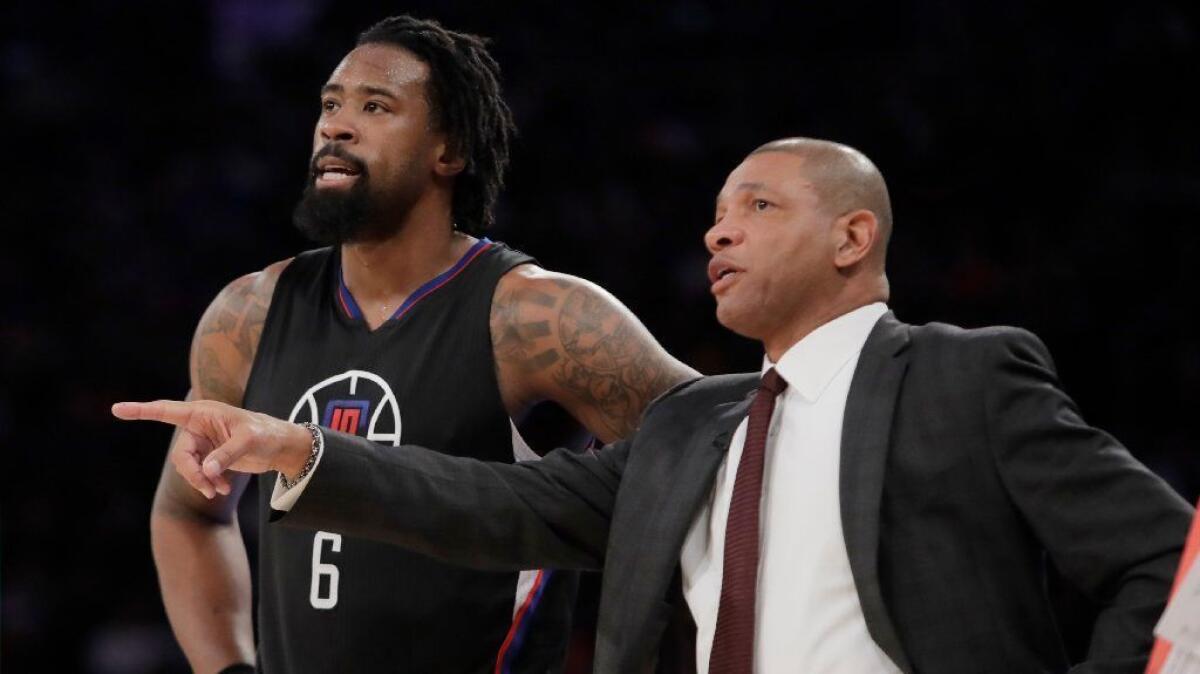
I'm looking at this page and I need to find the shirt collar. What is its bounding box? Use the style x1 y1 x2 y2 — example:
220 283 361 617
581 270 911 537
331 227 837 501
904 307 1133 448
763 302 889 403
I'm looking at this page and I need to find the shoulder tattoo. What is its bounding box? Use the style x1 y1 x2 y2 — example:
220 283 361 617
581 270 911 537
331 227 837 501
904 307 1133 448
190 270 276 404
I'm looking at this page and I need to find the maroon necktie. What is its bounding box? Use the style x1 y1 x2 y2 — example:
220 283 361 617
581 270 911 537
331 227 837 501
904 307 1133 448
709 368 788 674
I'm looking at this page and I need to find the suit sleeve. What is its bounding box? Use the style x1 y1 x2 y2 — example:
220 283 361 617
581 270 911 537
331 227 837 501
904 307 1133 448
271 433 628 572
983 328 1194 671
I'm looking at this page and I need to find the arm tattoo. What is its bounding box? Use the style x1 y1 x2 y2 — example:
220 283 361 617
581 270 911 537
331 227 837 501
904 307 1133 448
190 273 273 404
492 272 691 441
195 347 244 404
206 278 267 362
551 286 679 439
491 287 562 375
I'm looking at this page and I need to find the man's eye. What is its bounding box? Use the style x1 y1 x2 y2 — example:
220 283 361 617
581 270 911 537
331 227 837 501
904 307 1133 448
364 101 384 113
321 99 339 113
753 199 772 211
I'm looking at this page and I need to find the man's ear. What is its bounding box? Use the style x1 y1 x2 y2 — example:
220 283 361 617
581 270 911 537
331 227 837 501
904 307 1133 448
833 209 878 270
433 141 467 177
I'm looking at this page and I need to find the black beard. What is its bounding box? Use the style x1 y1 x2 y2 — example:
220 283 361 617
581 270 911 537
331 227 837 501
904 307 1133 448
292 145 390 245
292 177 374 245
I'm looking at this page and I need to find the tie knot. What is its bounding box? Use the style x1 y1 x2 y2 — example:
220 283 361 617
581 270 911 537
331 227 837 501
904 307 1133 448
760 367 788 396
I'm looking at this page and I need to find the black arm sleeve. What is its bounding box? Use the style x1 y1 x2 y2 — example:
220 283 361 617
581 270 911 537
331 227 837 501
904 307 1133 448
983 328 1193 671
273 432 630 572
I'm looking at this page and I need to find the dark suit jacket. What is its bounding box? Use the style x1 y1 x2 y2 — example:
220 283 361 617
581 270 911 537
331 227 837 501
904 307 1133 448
277 313 1193 673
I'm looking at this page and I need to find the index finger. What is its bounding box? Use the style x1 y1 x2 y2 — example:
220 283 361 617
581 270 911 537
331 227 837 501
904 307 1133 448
112 399 197 427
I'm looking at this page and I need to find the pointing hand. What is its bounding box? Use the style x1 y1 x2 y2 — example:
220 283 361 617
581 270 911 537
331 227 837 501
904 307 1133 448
113 399 313 499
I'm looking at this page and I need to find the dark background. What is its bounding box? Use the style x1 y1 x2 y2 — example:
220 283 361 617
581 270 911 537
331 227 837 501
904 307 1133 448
3 1 1198 671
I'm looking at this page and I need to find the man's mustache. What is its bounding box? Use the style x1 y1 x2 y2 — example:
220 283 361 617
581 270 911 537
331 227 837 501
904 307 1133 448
309 144 368 178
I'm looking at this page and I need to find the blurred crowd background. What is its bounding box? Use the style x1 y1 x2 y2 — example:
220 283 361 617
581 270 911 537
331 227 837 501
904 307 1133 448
3 1 1198 671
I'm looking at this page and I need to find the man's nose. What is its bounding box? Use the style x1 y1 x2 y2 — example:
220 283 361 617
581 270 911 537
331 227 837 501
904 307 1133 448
319 113 357 143
704 221 745 253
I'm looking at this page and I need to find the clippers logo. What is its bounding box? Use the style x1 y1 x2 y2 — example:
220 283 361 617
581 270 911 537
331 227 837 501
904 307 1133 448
288 370 401 446
324 400 370 434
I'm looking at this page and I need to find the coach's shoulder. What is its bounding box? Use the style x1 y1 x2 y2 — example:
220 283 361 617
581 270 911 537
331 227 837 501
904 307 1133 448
908 318 1040 347
644 370 758 417
907 319 1054 369
660 372 758 404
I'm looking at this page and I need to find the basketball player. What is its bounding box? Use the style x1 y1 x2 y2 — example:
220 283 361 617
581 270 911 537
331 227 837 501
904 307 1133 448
148 16 696 673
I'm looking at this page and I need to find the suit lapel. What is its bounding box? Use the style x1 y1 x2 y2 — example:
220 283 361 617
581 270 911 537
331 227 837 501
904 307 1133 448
610 380 756 670
840 312 914 673
656 393 755 555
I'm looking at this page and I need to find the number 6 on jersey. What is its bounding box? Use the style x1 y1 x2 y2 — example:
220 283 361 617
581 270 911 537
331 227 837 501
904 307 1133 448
310 531 342 609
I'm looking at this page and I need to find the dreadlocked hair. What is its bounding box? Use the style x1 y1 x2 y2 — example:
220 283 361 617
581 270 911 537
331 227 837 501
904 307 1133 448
357 15 516 235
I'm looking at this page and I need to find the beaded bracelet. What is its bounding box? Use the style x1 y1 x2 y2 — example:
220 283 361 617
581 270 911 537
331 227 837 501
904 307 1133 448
279 421 323 490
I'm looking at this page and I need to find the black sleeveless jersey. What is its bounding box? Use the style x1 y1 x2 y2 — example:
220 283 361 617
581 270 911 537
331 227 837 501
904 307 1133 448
242 240 576 673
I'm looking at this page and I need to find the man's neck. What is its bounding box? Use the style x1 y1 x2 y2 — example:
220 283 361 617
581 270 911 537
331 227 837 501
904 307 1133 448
762 293 884 363
339 211 475 328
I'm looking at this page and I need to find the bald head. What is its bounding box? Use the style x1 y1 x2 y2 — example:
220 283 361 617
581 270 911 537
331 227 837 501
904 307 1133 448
751 138 892 265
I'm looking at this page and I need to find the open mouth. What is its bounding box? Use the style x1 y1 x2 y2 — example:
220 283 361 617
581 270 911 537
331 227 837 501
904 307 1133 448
708 258 744 293
313 156 363 187
711 269 741 294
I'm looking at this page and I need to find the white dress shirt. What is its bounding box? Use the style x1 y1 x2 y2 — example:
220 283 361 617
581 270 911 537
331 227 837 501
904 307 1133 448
681 302 901 673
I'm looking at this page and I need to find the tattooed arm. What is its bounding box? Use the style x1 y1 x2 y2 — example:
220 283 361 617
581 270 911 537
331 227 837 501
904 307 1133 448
491 265 697 443
150 259 288 673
